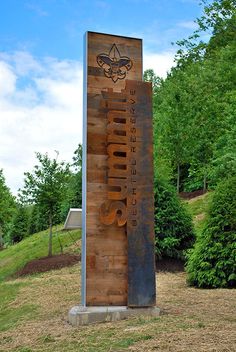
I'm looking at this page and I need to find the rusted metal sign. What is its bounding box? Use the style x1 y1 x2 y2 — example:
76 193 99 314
82 32 155 307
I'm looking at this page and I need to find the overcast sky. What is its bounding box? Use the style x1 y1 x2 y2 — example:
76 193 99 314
0 0 202 195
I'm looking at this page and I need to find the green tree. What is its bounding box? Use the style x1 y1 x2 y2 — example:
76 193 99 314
152 0 236 192
143 69 161 95
153 68 194 192
71 143 82 208
0 169 16 247
175 0 236 66
154 178 195 259
20 152 70 256
186 176 236 288
60 144 82 221
9 205 29 244
28 204 48 235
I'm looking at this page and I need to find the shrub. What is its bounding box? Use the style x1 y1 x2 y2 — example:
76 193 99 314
154 179 195 259
186 176 236 288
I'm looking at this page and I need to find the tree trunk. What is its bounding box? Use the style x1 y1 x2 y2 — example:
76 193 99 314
177 163 180 193
203 174 207 193
48 211 53 257
0 234 3 250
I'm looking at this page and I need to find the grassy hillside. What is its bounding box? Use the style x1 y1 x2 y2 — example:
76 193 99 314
0 192 211 283
185 192 212 236
0 226 81 282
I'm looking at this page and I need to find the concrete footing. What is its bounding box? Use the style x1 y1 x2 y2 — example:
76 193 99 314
68 305 160 326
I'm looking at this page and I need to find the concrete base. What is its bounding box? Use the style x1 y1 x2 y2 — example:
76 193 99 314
68 305 160 326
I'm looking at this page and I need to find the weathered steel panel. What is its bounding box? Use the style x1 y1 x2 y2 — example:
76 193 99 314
126 80 156 307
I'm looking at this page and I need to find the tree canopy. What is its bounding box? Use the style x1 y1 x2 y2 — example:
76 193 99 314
20 152 71 256
150 0 236 192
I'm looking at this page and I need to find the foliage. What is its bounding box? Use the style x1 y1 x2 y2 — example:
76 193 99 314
28 205 48 235
186 177 236 288
154 178 195 259
20 152 71 256
143 69 162 95
152 0 236 192
8 205 29 244
175 0 236 65
153 68 196 192
71 143 83 208
60 144 82 222
1 144 83 248
0 170 16 247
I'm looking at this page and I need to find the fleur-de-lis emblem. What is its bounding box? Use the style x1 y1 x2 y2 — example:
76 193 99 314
97 44 133 83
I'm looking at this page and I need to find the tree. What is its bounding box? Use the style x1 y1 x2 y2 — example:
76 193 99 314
152 0 236 192
154 178 195 260
28 204 48 235
143 69 161 95
71 143 82 208
186 176 236 288
0 169 16 247
20 152 70 256
9 205 29 244
60 144 83 221
175 0 236 66
153 68 194 192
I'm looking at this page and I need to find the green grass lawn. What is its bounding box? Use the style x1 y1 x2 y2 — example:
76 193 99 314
0 226 81 282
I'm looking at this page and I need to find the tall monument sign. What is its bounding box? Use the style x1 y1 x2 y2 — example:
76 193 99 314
81 31 156 309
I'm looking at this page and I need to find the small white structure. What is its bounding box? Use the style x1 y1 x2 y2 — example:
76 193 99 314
64 208 82 230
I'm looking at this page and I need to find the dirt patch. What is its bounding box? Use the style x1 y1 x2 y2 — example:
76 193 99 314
179 189 206 200
16 254 81 277
194 212 206 222
156 257 185 273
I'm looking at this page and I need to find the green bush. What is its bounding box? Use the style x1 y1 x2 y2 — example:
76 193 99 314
186 177 236 288
154 179 195 259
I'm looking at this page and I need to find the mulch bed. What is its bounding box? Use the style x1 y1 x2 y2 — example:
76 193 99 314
156 257 185 272
16 254 81 277
179 189 206 200
16 254 184 277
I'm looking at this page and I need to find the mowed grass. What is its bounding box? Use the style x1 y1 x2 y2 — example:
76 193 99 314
0 265 235 352
0 281 38 333
1 193 235 351
0 226 81 282
0 227 81 338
